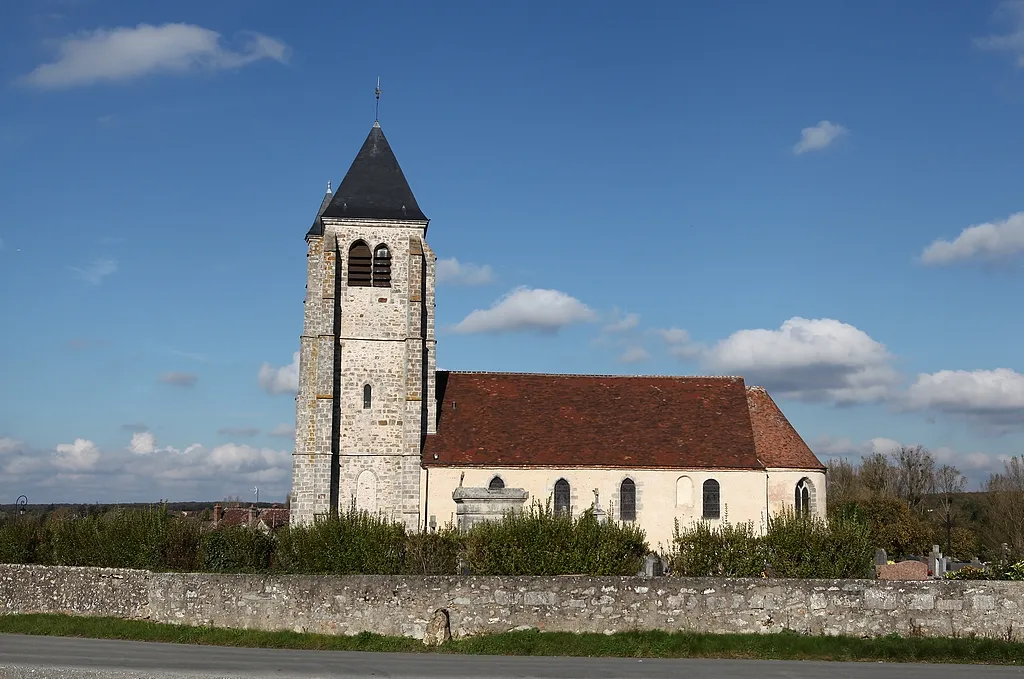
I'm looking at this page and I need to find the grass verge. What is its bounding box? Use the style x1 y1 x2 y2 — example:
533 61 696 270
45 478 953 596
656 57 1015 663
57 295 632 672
0 614 1022 664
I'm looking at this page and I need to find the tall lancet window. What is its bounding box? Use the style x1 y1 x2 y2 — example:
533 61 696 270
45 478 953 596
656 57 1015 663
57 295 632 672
373 244 392 287
619 478 636 522
796 478 812 516
554 478 571 516
348 241 372 287
362 384 372 409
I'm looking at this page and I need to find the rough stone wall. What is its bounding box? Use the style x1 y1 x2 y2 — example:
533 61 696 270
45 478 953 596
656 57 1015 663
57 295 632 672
4 565 1024 641
0 565 149 620
326 218 431 530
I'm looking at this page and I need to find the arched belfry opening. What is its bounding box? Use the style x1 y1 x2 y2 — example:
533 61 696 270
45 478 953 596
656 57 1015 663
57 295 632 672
348 241 372 286
373 244 392 287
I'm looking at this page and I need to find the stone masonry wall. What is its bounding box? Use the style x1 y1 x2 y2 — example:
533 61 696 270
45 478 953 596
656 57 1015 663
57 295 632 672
3 565 1023 641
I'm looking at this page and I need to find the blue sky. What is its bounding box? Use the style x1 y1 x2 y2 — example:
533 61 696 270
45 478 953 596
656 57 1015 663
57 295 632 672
2 0 1024 503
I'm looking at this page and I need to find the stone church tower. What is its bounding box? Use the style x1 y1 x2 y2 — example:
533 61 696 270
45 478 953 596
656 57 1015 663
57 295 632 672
291 121 437 528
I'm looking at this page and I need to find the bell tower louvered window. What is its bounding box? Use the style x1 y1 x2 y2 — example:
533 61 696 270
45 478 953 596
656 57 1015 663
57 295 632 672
373 244 392 287
348 241 372 287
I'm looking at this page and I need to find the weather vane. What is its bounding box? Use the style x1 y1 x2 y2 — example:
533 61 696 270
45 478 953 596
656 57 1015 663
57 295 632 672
375 77 382 122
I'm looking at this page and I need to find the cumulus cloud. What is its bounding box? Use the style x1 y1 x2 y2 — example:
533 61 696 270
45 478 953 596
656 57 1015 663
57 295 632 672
68 258 117 285
258 351 299 395
19 23 289 89
919 212 1024 265
268 423 295 438
158 371 198 388
0 432 292 502
906 368 1024 428
793 120 848 155
702 317 898 404
657 328 703 360
618 346 651 364
54 438 101 470
452 287 596 334
603 311 640 334
975 1 1024 67
810 435 902 458
435 257 495 286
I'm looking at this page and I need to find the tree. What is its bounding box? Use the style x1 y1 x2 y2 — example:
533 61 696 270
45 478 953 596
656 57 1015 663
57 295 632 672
891 445 935 512
934 464 966 557
859 452 895 499
825 458 859 511
981 456 1024 560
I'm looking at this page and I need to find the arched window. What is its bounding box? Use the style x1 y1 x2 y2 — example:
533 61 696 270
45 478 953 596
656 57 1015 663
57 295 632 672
362 384 372 409
488 476 505 491
348 241 372 287
554 478 571 516
372 244 392 287
675 475 693 507
619 478 636 522
796 478 813 516
702 479 721 519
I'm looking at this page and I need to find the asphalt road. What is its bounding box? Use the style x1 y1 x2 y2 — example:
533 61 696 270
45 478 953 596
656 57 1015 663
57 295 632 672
1 634 1022 679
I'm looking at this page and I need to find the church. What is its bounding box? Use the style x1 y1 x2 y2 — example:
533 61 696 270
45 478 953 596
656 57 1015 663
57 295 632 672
290 120 826 550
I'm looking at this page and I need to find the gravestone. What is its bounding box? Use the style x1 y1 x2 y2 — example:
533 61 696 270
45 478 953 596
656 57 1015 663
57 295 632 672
876 560 929 580
875 548 888 566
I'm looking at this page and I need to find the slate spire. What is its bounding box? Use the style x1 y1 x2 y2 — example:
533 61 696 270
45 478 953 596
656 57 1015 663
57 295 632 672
320 122 427 222
304 181 334 239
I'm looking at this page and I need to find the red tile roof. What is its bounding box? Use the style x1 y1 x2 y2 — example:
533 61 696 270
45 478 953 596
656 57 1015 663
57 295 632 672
423 372 765 470
746 386 824 470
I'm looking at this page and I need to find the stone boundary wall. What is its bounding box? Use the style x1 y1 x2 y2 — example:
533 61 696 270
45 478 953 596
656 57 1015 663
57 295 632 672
2 565 1022 640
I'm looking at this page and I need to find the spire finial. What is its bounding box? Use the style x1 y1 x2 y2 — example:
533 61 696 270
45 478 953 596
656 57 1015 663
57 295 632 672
327 180 332 194
374 76 381 122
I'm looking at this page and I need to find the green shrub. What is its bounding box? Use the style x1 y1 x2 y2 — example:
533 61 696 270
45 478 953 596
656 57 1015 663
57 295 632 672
0 516 43 564
201 526 276 573
668 512 874 579
764 511 874 579
275 510 406 575
463 502 648 576
945 565 990 580
667 520 764 577
403 526 462 575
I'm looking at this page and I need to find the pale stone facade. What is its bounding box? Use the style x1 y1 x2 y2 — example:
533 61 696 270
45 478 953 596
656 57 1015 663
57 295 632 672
425 467 826 551
290 122 827 538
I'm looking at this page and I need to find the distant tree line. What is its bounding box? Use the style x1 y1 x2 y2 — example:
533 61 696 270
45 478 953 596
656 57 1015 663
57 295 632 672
826 447 1024 562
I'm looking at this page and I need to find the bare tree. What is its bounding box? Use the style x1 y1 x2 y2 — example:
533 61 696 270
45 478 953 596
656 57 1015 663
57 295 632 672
982 456 1024 560
859 452 895 499
891 445 935 512
935 464 966 556
825 458 859 510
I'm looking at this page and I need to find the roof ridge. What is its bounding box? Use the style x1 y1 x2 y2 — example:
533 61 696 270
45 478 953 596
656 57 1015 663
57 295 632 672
443 370 745 380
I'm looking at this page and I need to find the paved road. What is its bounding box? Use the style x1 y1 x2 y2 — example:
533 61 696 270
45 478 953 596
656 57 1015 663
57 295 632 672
1 634 1022 679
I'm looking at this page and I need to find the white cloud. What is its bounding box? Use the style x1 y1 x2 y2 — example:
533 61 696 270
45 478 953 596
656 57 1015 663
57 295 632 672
810 435 903 458
268 423 295 438
20 23 289 89
603 311 639 333
54 438 100 470
452 287 596 334
68 258 116 285
618 346 651 364
258 351 299 395
1 433 293 502
158 371 198 388
129 431 156 455
703 317 898 404
793 120 848 155
975 1 1024 67
919 212 1024 265
657 327 703 360
907 368 1024 428
435 257 495 286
